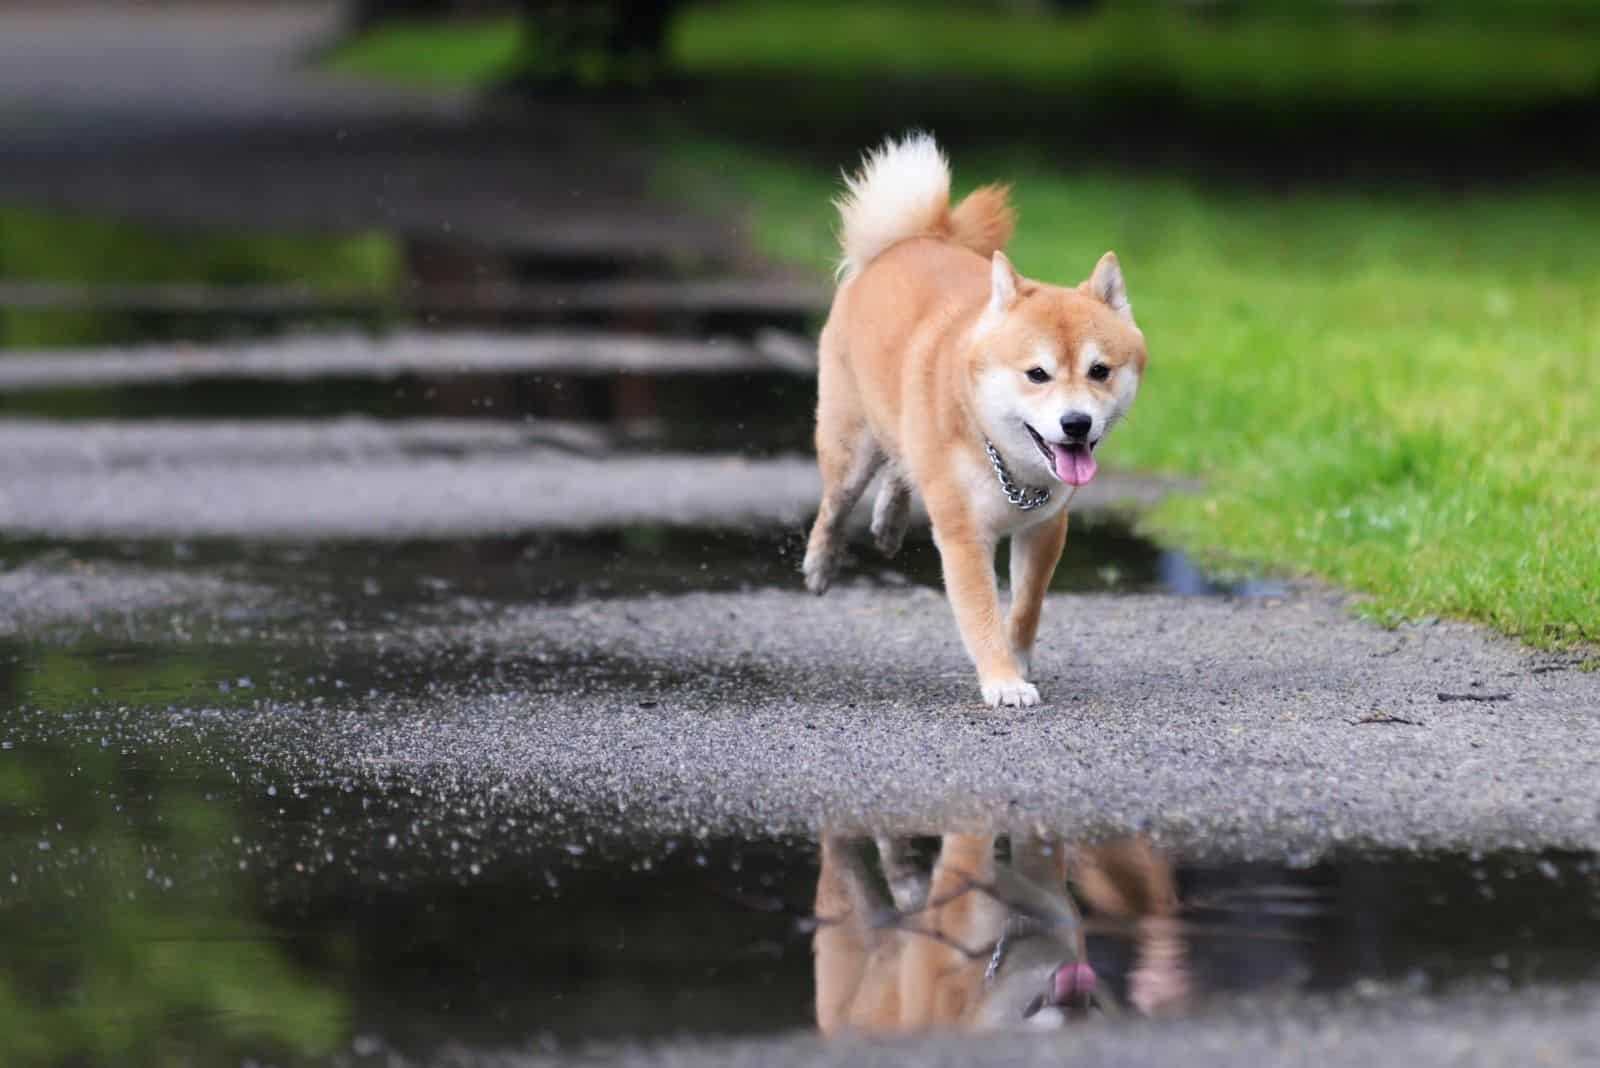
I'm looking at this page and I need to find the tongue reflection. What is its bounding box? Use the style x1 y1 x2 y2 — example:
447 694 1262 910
1051 961 1097 1005
1049 443 1097 486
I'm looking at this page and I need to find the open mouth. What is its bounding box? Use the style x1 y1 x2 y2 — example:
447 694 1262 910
1024 423 1098 487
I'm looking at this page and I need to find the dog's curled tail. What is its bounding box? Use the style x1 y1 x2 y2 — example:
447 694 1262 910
835 132 1014 282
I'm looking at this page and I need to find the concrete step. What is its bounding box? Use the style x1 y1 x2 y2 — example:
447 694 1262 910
0 278 827 319
0 329 817 392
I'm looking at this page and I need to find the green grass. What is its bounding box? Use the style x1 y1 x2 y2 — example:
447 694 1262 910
682 142 1600 646
0 207 402 347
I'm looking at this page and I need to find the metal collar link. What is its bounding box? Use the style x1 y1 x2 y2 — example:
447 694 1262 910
983 437 1051 511
983 932 1009 986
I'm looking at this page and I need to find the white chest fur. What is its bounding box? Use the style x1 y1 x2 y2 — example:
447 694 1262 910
953 447 1069 539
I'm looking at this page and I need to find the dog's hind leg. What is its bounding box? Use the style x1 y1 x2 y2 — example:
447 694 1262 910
870 467 912 558
803 428 881 594
803 338 882 594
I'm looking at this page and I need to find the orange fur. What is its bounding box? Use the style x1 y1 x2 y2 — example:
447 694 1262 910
943 183 1015 260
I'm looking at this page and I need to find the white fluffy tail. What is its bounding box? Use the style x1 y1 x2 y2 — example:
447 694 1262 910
834 132 1014 282
835 133 950 281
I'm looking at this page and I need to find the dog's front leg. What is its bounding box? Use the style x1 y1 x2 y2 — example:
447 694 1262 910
927 493 1038 707
1007 510 1068 680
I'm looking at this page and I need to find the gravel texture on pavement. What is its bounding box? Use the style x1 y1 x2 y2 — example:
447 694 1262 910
196 584 1600 862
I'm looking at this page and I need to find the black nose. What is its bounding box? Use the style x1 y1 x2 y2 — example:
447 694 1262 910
1060 411 1093 440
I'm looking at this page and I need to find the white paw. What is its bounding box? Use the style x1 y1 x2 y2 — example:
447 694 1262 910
981 677 1040 708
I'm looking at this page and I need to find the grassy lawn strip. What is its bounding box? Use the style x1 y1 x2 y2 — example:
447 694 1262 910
679 141 1600 646
0 207 401 347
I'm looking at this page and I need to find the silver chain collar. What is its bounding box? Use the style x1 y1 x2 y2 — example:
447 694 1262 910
983 932 1009 985
983 437 1051 511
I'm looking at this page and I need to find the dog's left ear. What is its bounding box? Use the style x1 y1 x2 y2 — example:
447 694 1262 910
1084 251 1133 322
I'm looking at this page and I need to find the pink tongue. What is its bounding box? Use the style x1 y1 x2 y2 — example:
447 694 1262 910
1050 444 1097 486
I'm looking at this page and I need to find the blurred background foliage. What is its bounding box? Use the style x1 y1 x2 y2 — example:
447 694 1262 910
330 0 1600 121
0 209 400 348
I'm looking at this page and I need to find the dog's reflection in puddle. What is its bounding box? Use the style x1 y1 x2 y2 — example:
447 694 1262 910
813 832 1189 1034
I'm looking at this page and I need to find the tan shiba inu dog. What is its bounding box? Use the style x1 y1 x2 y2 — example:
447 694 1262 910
812 832 1184 1034
802 134 1149 707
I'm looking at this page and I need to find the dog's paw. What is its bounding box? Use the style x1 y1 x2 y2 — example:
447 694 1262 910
981 677 1040 708
872 516 908 559
801 547 837 595
870 482 911 558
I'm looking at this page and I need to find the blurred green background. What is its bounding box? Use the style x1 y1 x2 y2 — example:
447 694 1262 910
6 0 1598 646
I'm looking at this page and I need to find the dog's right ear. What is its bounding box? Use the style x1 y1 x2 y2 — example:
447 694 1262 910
989 251 1021 314
1085 251 1133 322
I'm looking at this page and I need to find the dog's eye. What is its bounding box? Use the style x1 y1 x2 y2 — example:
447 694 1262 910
1025 367 1050 384
1088 362 1111 382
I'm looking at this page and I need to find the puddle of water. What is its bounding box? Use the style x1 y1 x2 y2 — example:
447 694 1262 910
1 708 1596 1065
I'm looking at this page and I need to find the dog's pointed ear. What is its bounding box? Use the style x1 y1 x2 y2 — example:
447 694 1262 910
989 250 1021 314
1085 251 1133 321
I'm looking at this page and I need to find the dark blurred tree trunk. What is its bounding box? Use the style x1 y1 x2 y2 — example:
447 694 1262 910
347 0 457 31
513 0 680 86
344 0 683 85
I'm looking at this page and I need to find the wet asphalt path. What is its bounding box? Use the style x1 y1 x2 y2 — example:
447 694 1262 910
6 526 1597 860
3 6 1599 1064
7 528 1600 1068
